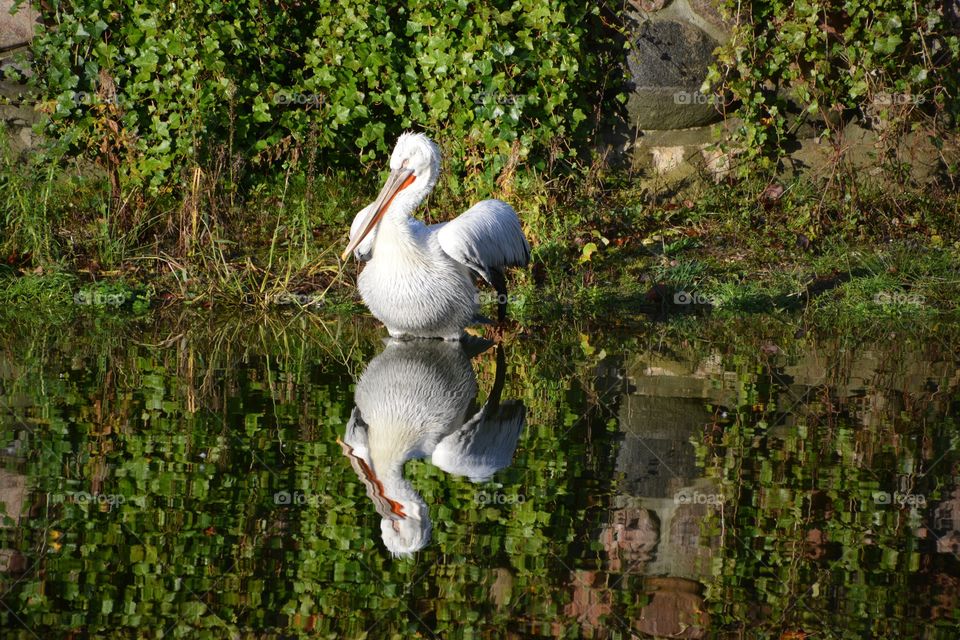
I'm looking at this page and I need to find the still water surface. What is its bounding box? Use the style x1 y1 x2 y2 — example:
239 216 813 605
1 314 958 638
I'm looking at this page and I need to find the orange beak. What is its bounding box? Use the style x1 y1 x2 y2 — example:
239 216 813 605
341 168 416 261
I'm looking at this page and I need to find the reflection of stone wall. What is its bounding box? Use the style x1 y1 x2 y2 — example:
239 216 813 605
612 352 722 583
0 467 27 573
934 487 960 557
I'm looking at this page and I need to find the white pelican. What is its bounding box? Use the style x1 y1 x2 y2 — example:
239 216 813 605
341 133 531 340
338 339 526 556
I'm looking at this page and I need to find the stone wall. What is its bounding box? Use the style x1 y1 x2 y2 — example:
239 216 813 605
617 0 957 194
0 0 40 154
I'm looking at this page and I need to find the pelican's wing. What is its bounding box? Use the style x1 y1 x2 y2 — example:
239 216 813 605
435 199 530 283
431 343 526 482
348 203 376 261
431 401 526 483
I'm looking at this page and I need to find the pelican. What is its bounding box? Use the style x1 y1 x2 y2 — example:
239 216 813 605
338 339 526 556
341 133 531 340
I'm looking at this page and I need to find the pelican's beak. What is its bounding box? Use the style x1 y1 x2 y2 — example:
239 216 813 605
341 167 416 260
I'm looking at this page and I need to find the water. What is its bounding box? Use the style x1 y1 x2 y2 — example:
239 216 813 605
1 314 958 639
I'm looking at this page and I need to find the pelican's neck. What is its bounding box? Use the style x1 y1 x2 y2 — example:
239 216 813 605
372 176 435 256
390 172 434 220
371 447 424 509
370 426 418 480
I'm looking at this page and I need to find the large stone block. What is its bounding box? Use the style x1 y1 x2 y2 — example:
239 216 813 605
0 0 40 50
625 19 723 130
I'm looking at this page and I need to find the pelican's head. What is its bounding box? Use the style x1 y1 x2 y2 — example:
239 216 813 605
390 132 441 189
341 132 441 260
380 499 432 557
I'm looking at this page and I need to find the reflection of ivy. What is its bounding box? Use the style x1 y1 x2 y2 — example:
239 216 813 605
699 347 960 639
0 316 630 636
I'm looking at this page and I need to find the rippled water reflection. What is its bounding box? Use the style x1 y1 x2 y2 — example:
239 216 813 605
1 315 958 638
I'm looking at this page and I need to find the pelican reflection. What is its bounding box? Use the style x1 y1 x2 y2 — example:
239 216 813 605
339 339 525 556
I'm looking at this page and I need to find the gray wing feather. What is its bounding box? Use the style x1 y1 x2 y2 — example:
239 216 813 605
431 401 526 483
435 199 530 283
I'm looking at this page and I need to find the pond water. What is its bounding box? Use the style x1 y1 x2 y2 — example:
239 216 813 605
1 314 958 639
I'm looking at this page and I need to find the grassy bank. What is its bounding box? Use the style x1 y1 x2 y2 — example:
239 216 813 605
2 130 960 332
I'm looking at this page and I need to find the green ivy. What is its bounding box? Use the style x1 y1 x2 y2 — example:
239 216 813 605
18 0 612 195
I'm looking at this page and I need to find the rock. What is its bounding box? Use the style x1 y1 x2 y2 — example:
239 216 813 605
625 19 723 130
687 0 734 36
629 0 671 11
636 576 710 638
701 144 737 182
0 0 40 50
15 124 33 150
651 145 688 174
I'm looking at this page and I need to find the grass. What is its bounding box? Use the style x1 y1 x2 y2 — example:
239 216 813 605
2 129 959 334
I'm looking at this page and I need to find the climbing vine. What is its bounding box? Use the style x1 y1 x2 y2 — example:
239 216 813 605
707 0 960 172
